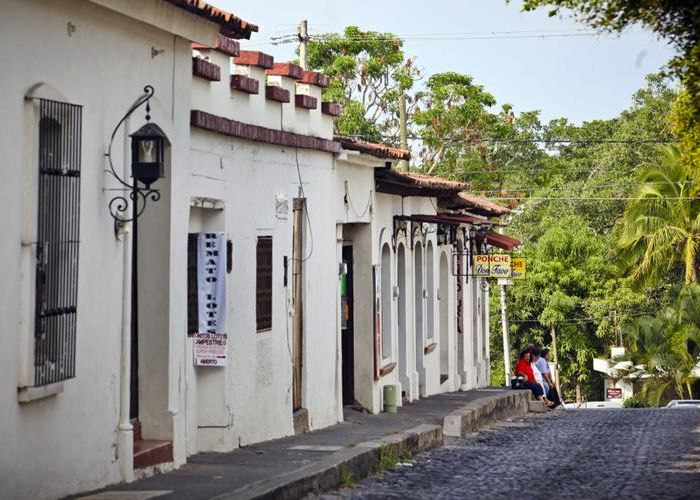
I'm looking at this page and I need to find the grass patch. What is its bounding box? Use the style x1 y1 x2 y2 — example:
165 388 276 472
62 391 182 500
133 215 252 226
376 445 399 477
338 464 355 488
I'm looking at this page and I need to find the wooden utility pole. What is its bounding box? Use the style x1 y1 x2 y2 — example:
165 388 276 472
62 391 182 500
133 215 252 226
399 93 408 171
292 199 305 410
551 323 564 406
298 20 309 70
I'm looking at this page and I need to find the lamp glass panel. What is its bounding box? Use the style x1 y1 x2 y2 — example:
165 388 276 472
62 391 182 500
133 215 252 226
138 139 157 163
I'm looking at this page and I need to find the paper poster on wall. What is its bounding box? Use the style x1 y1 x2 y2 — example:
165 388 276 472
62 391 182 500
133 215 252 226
193 333 228 366
194 232 227 367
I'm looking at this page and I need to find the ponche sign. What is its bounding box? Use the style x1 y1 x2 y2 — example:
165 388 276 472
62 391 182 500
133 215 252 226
473 255 511 277
511 258 526 279
474 255 491 277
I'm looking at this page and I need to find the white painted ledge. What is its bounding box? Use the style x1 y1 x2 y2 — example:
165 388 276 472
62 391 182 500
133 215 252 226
18 382 64 403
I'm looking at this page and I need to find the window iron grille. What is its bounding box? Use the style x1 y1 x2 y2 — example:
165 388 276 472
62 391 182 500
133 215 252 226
34 98 82 386
256 236 273 331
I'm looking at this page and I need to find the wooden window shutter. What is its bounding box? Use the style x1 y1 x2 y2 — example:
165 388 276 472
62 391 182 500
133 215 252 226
187 233 199 335
256 236 273 331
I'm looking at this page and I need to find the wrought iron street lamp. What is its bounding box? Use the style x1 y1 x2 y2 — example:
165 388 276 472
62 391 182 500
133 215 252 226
105 85 166 421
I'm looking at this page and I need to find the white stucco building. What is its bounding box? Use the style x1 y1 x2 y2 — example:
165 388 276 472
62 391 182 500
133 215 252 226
0 1 257 497
0 1 516 498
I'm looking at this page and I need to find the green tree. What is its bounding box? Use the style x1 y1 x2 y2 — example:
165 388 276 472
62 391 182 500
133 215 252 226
625 284 700 404
618 146 700 285
502 215 639 399
307 26 420 142
414 72 549 195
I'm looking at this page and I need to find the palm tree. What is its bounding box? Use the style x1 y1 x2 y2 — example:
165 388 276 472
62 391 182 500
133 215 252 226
618 146 700 285
625 284 700 405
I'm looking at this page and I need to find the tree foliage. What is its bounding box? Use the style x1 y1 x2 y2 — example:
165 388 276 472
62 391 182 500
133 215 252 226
618 146 700 285
307 26 420 142
625 284 700 404
489 75 675 400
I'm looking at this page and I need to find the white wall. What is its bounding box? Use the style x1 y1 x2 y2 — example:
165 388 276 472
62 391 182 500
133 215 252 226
184 117 339 449
0 1 212 497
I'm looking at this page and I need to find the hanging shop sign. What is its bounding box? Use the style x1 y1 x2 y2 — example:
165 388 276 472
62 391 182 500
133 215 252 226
193 232 227 367
474 255 491 277
474 254 511 277
511 258 526 279
473 254 526 279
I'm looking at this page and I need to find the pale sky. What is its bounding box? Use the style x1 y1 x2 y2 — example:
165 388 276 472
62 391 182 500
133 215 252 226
210 0 676 125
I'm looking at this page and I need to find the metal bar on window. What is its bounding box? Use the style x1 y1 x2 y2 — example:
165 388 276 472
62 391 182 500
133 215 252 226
34 99 81 386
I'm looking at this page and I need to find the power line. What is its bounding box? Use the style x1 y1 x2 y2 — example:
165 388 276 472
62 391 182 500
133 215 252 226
477 181 694 195
486 196 699 201
340 134 677 145
245 28 646 48
410 136 677 144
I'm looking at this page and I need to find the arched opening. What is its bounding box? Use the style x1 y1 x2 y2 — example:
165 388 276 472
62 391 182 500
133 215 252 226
380 244 392 360
414 242 424 394
439 251 449 383
397 244 409 400
426 242 435 342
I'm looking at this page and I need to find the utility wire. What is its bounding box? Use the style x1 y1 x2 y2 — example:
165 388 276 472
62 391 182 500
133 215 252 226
486 196 699 201
245 28 647 48
476 181 695 195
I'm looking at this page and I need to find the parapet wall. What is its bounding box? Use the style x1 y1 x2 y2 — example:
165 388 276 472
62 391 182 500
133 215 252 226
191 35 340 142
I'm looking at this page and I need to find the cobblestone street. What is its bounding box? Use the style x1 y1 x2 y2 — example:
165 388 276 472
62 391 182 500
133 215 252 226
322 409 700 499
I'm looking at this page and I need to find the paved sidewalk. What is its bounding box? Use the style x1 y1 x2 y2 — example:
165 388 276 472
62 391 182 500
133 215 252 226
73 388 529 500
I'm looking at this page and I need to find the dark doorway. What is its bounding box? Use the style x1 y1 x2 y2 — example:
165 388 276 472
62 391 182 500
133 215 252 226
341 245 355 406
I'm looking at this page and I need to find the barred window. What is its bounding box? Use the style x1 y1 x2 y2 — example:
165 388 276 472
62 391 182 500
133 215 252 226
33 99 82 386
256 236 272 332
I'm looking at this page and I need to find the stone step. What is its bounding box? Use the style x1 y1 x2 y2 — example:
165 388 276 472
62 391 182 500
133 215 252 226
133 439 173 469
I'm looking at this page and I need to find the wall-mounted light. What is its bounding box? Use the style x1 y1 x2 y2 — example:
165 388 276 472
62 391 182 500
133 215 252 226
130 123 165 189
105 85 167 235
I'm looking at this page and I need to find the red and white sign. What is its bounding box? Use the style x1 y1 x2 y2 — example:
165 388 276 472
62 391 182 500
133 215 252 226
606 388 623 399
193 333 227 367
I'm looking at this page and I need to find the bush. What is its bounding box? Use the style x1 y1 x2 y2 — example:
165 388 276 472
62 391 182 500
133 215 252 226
623 396 650 408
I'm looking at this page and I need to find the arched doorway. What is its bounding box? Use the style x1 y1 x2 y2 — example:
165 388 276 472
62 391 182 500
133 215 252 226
439 251 449 384
397 244 409 401
414 242 424 395
380 244 392 360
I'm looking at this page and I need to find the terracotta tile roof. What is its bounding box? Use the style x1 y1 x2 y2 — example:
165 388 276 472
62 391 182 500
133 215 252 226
438 191 511 217
163 0 258 39
375 169 470 198
336 136 411 161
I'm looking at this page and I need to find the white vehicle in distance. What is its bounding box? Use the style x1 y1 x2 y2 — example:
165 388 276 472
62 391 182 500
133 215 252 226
665 400 700 408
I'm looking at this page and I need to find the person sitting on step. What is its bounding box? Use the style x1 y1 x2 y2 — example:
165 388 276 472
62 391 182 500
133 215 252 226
512 348 545 402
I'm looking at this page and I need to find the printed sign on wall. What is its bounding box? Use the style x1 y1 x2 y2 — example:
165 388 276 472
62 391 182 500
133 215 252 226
194 232 227 367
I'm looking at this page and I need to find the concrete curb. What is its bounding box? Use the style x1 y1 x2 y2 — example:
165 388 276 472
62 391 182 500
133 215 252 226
443 390 530 437
220 390 529 499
